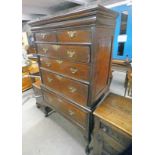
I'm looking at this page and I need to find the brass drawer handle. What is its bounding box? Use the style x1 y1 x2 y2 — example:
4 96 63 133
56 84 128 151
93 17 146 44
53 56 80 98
68 110 75 116
42 48 48 53
47 77 53 82
70 67 78 74
52 45 60 51
45 62 51 67
41 33 46 39
68 86 77 93
67 31 77 38
67 50 75 58
56 60 63 64
56 75 62 80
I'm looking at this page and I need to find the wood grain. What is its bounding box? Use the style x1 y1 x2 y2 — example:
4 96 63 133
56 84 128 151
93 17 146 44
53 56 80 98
40 57 90 82
94 93 132 136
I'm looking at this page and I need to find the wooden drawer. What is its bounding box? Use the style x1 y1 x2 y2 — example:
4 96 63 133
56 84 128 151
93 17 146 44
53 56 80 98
35 32 56 42
40 57 90 82
37 44 90 63
95 131 125 155
41 70 88 106
37 44 60 57
42 90 87 128
96 120 131 148
57 29 92 43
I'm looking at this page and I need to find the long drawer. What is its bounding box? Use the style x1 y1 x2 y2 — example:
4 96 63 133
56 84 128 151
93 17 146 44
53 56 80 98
41 69 88 106
40 57 90 82
42 89 88 129
37 44 90 63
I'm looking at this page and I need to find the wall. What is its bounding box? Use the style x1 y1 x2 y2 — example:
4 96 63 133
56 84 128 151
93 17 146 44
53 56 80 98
111 4 132 60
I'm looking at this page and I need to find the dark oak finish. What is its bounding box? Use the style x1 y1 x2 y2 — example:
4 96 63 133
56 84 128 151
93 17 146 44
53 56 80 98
29 3 117 149
40 56 90 82
57 29 92 43
35 32 56 42
41 69 89 106
93 93 132 155
42 89 88 129
37 44 90 63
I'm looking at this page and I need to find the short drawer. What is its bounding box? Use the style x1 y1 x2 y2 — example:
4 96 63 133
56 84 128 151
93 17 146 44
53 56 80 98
37 44 90 63
57 29 92 43
40 57 90 82
95 132 125 155
35 32 56 42
42 90 88 128
41 70 88 107
37 44 60 57
94 118 131 148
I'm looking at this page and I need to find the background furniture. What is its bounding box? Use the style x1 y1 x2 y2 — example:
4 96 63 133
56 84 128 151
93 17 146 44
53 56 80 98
93 93 132 155
22 61 40 92
22 64 32 92
112 59 130 73
124 66 132 97
32 80 53 116
29 4 117 154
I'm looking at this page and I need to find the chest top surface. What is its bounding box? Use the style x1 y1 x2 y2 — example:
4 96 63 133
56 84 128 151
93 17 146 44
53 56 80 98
93 93 132 136
28 3 117 30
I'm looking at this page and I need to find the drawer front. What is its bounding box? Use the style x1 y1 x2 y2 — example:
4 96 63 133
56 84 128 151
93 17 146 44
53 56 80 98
37 44 90 63
40 57 90 82
43 90 87 128
37 44 60 57
41 70 88 106
98 121 131 148
35 32 56 42
59 45 90 63
95 132 125 155
57 29 92 43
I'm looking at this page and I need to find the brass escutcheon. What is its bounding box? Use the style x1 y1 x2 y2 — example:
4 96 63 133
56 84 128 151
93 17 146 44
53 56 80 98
68 110 75 116
41 33 46 39
68 86 77 93
70 67 78 74
42 48 48 53
67 31 77 38
47 77 53 82
67 50 75 58
56 60 63 64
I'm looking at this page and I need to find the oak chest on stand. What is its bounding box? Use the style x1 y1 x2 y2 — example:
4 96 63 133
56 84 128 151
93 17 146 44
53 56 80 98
29 4 117 154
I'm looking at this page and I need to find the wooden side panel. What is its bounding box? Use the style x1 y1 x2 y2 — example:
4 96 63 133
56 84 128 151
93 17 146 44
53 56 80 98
92 27 113 101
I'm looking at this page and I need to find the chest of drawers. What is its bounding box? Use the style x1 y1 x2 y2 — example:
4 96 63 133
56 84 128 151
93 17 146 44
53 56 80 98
29 3 117 152
93 93 132 155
